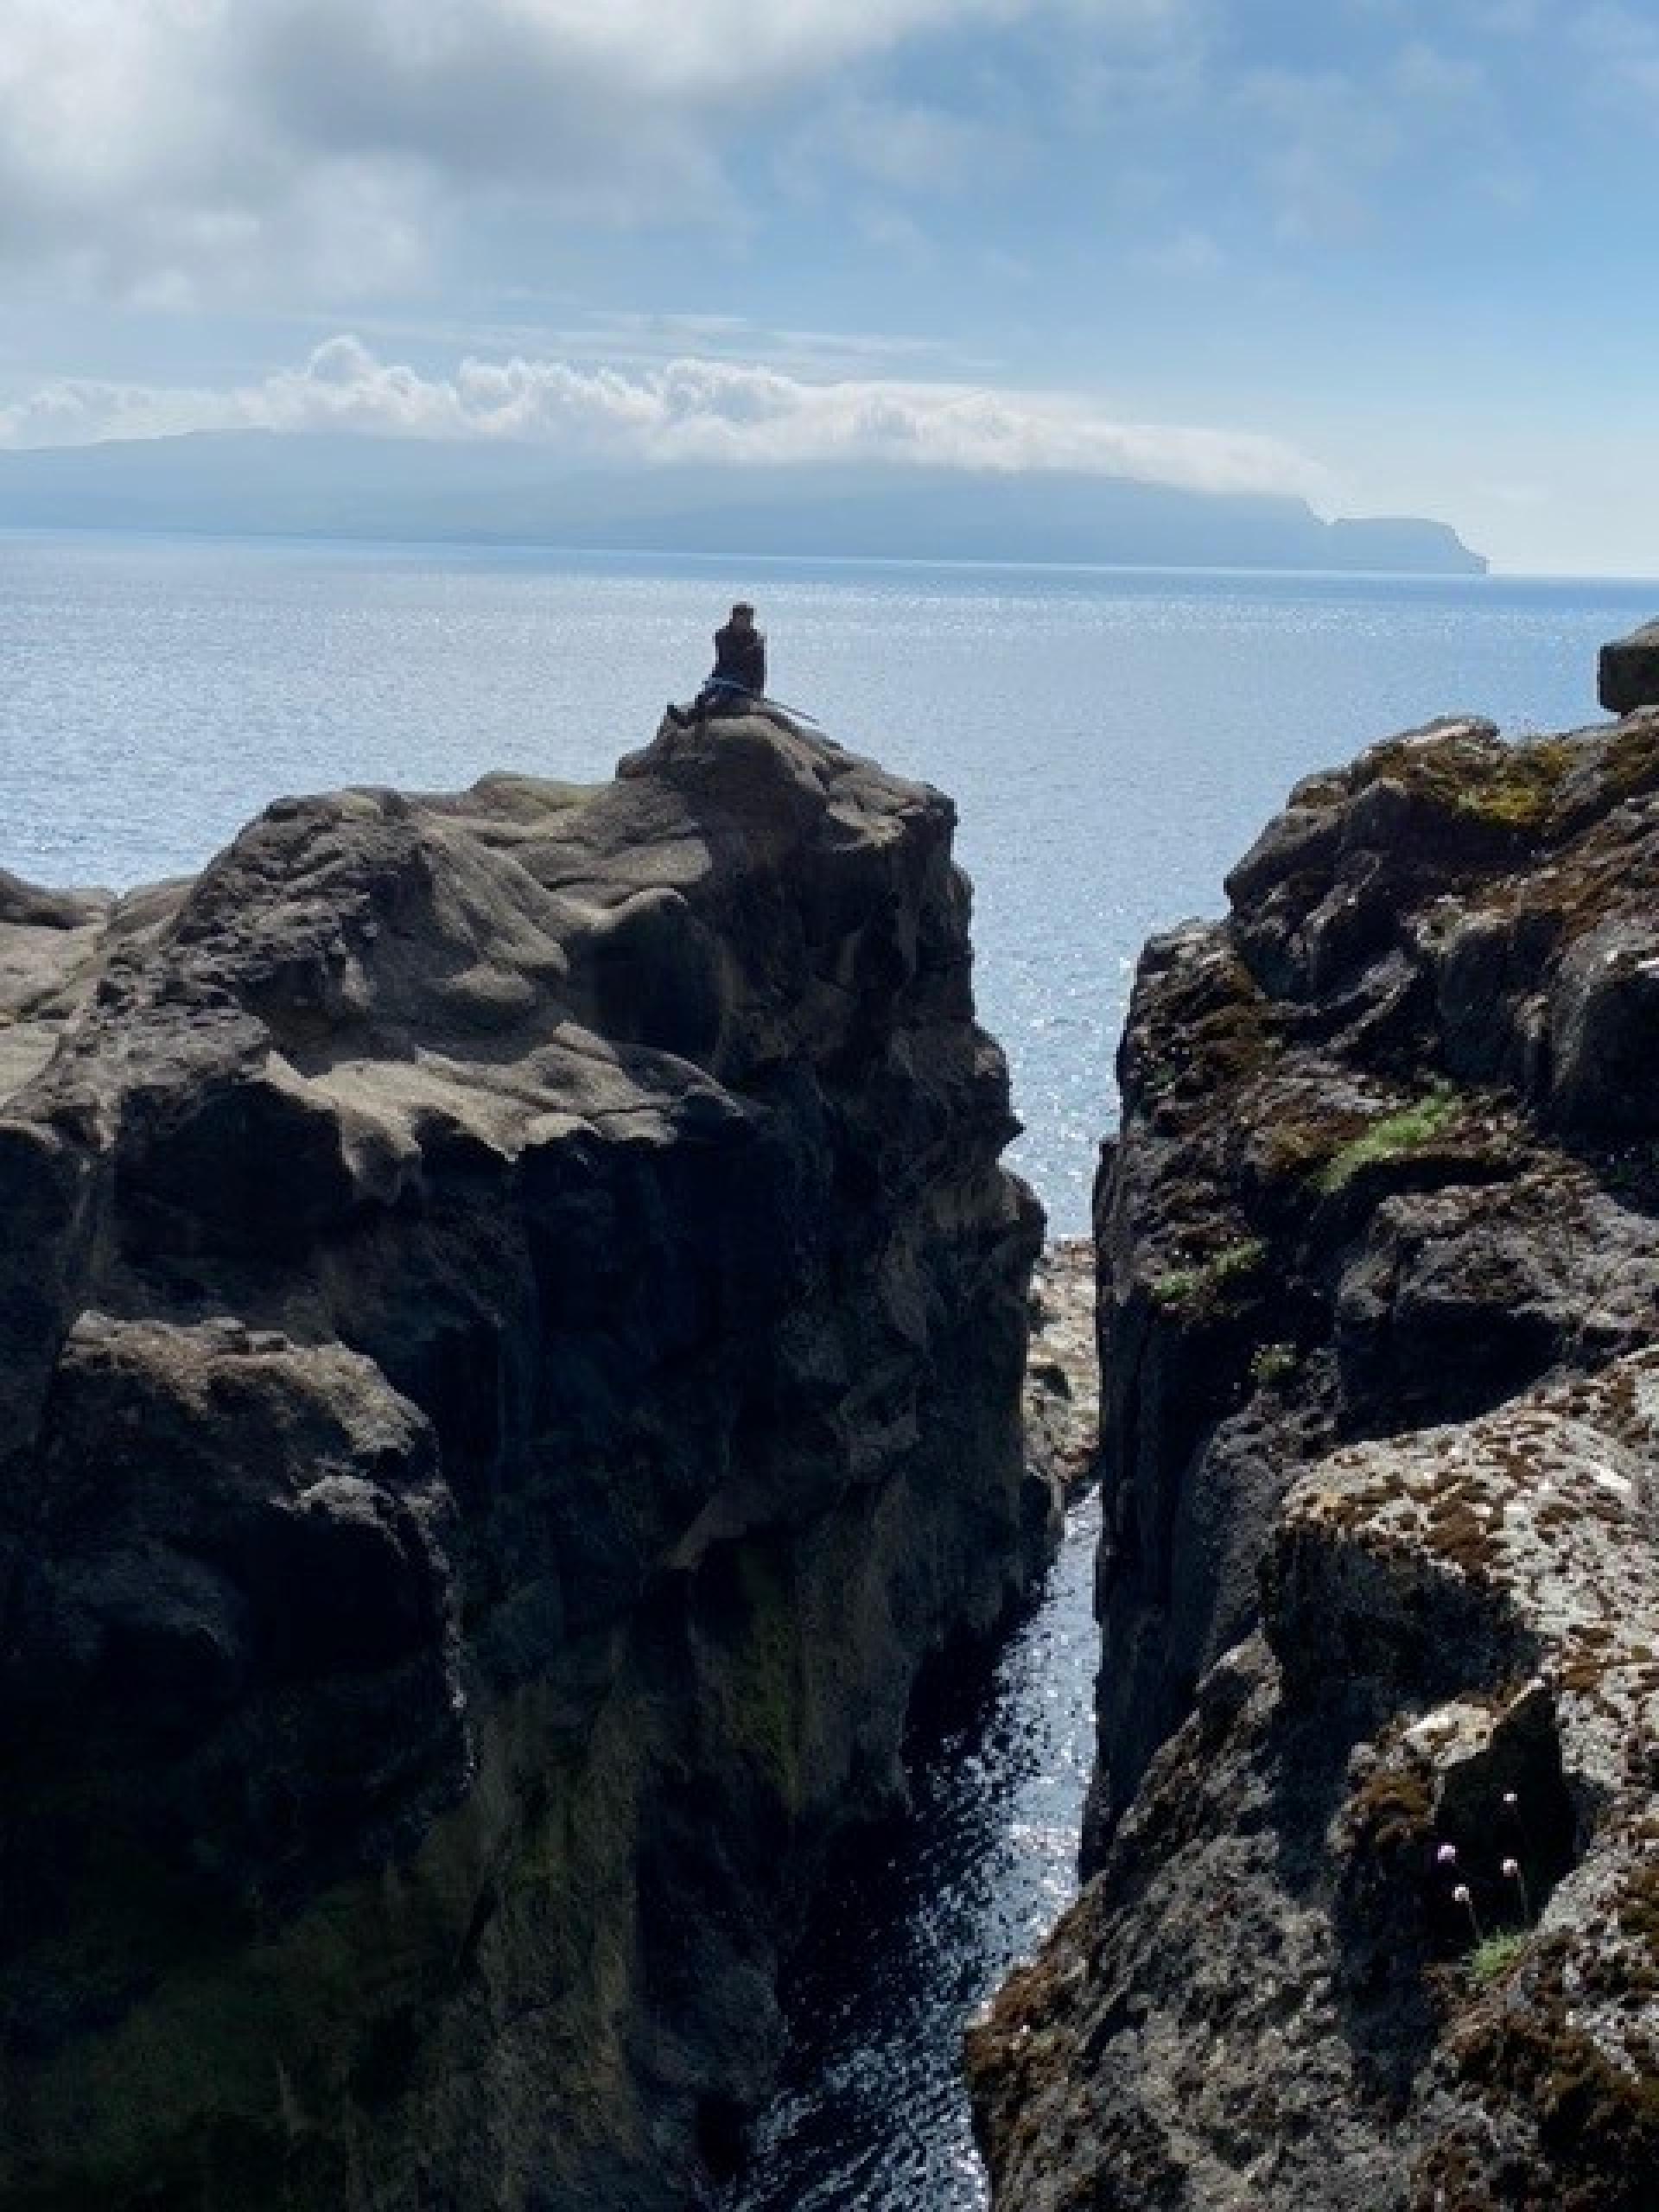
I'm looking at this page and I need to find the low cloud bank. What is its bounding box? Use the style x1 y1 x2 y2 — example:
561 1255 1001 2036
0 336 1327 501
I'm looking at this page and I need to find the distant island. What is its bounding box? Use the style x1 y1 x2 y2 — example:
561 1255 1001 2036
0 429 1488 575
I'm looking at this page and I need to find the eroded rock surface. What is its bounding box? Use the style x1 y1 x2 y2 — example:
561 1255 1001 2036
969 710 1659 2210
0 717 1051 2211
1023 1238 1101 1497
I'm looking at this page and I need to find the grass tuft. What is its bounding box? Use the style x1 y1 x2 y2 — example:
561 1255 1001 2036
1316 1084 1465 1194
1250 1342 1299 1389
1467 1929 1529 1987
1149 1237 1268 1312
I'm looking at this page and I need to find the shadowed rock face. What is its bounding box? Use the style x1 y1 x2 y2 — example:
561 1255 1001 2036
969 709 1659 2211
0 717 1050 2212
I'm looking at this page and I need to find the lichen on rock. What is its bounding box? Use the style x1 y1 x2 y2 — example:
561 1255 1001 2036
970 697 1659 2212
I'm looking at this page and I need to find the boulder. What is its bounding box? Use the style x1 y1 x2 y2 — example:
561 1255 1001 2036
1599 618 1659 715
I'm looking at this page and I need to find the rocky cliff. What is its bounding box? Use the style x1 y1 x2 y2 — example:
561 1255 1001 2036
969 709 1659 2209
0 715 1052 2210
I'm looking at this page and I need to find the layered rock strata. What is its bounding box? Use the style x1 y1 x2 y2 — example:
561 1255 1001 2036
0 716 1050 2210
969 711 1659 2209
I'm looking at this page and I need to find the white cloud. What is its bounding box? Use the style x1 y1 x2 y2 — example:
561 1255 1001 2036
0 0 1164 298
0 334 1332 499
308 307 966 379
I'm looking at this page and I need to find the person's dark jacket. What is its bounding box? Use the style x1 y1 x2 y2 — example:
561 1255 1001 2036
710 622 766 696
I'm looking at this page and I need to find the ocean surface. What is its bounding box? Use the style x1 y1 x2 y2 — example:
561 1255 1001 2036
3 531 1652 2208
4 534 1652 1236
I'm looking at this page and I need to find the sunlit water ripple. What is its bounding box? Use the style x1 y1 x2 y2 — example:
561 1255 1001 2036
723 1488 1102 2212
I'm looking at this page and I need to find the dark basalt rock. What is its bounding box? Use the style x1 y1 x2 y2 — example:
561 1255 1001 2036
1599 619 1659 715
0 717 1052 2211
970 708 1659 2212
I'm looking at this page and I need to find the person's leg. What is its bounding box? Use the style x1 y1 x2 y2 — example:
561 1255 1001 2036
666 683 717 728
705 684 754 721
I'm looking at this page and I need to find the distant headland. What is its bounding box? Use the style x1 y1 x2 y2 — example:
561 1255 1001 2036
0 430 1487 575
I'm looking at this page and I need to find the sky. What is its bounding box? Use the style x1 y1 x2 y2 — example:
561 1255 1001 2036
0 0 1654 575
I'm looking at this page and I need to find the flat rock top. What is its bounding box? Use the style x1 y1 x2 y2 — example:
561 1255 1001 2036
0 715 950 1146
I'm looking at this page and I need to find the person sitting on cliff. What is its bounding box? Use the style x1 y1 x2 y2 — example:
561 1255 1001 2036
667 602 766 727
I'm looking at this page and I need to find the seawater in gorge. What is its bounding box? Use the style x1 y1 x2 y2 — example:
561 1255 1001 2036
721 1484 1102 2211
3 534 1651 2204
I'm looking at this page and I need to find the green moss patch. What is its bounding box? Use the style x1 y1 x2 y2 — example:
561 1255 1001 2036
1603 721 1659 804
1367 734 1577 836
726 1548 806 1809
1466 1929 1529 1987
1316 1084 1467 1194
1250 1341 1299 1390
1255 1106 1371 1185
1458 740 1578 832
1149 1236 1268 1313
